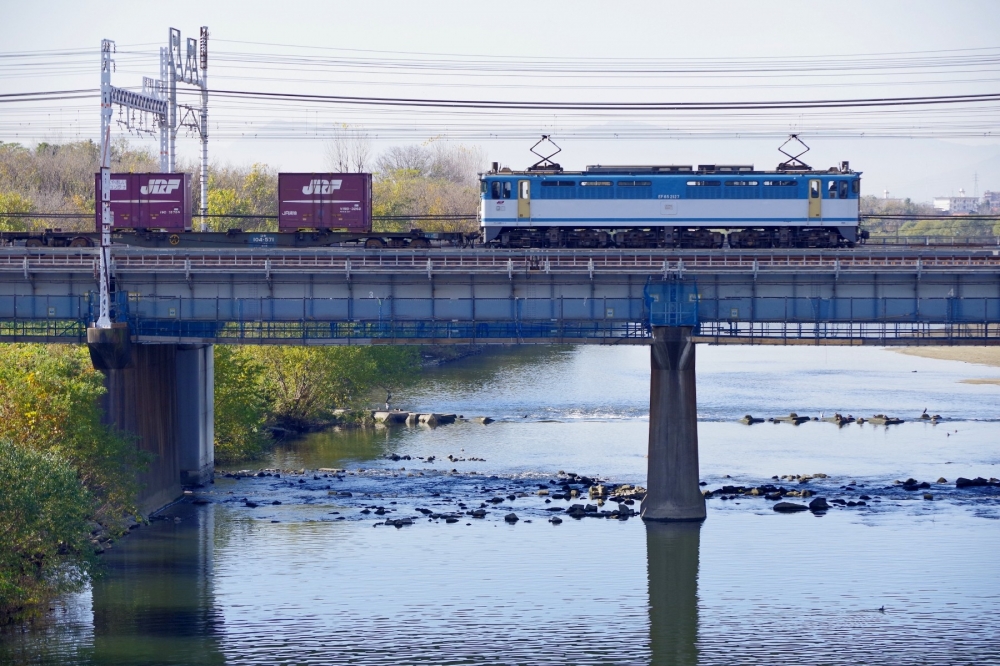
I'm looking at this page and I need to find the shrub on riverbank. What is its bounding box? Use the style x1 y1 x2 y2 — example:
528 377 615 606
212 345 421 462
0 345 145 531
0 440 95 624
0 344 145 623
213 345 273 463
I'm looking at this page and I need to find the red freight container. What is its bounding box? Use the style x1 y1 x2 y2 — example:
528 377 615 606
278 173 372 232
94 173 192 232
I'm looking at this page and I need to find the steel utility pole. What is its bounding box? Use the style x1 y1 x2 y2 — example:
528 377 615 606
97 39 114 329
95 38 168 329
166 27 209 230
200 27 209 231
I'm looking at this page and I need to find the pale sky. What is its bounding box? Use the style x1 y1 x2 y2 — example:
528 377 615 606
2 0 1000 200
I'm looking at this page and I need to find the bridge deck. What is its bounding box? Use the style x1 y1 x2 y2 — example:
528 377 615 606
2 247 998 345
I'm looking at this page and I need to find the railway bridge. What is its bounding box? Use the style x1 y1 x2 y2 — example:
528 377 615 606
3 245 999 516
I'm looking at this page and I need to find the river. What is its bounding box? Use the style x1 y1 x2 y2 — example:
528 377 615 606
4 345 1000 665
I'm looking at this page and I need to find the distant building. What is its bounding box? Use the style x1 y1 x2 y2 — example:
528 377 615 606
983 190 1000 213
933 189 979 214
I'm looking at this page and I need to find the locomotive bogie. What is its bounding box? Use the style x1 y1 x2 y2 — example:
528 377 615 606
728 227 850 249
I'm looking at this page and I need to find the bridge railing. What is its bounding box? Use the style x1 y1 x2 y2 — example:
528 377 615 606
697 321 1000 343
2 293 999 343
4 246 1000 276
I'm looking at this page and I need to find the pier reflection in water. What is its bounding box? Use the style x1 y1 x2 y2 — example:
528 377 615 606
89 504 224 666
646 522 700 666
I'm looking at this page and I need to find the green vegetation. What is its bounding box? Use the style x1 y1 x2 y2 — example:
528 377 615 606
0 441 94 623
861 194 1000 238
0 139 157 231
213 345 272 463
0 345 146 623
0 191 33 232
212 345 421 463
206 162 278 232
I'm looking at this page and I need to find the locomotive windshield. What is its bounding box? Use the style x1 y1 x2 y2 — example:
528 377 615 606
490 181 511 199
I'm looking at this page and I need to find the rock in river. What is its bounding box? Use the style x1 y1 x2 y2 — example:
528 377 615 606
808 497 830 512
955 476 995 488
504 513 519 523
773 501 809 513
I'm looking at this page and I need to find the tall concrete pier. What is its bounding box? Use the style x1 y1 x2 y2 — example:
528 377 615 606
88 327 214 513
175 345 215 486
641 326 706 522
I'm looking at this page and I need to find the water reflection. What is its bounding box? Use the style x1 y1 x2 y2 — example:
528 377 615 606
646 522 700 666
87 504 224 666
268 424 395 470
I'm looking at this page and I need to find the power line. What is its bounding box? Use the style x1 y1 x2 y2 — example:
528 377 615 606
6 86 1000 111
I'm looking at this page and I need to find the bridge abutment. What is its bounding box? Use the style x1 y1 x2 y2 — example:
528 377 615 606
641 326 706 522
88 328 214 513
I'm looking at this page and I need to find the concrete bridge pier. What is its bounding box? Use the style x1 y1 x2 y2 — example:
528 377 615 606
88 327 214 514
175 344 214 487
641 326 706 522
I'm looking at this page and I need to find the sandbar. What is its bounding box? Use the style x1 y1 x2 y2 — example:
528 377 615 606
896 347 1000 368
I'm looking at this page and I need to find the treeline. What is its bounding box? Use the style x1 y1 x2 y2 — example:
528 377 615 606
0 137 483 234
861 195 1000 238
0 139 157 231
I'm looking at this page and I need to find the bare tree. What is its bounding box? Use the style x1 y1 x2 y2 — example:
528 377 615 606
373 141 486 184
374 144 430 176
326 125 372 173
426 141 486 185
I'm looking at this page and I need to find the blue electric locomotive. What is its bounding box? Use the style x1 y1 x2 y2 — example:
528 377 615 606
480 157 862 249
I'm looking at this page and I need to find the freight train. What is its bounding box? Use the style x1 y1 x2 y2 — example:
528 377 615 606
1 147 865 250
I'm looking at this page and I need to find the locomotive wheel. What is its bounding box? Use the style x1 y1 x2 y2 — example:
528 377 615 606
25 238 44 247
408 238 431 249
69 237 93 248
364 238 386 249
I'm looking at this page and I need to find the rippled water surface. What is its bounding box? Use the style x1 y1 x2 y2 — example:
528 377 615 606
5 345 1000 665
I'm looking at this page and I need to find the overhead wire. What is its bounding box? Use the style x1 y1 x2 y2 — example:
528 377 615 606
1 43 998 143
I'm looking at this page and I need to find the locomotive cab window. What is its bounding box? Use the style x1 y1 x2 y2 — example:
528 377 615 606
839 181 849 198
852 180 860 194
810 181 820 198
828 181 838 199
519 181 530 199
491 181 511 199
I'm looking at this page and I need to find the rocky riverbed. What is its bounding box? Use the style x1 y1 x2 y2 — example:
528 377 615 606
175 466 1000 527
